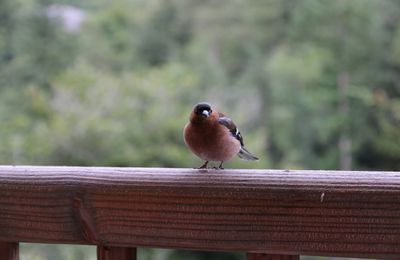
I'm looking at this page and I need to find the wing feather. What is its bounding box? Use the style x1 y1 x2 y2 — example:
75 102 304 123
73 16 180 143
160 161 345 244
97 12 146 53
217 116 244 146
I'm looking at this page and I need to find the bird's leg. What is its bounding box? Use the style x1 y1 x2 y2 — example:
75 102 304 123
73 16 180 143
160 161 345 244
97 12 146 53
198 161 209 169
213 161 224 170
218 161 224 170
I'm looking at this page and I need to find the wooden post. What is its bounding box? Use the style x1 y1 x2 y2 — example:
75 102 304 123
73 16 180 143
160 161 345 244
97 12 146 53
0 242 19 260
247 253 299 260
97 246 136 260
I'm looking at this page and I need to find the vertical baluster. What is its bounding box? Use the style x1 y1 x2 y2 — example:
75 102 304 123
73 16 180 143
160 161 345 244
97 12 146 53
0 242 19 260
97 246 136 260
247 253 299 260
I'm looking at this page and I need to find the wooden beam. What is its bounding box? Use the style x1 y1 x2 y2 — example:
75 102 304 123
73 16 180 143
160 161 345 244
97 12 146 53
0 242 18 260
97 246 136 260
0 166 399 259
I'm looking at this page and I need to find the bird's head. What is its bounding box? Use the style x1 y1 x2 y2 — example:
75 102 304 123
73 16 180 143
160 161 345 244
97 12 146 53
194 102 212 118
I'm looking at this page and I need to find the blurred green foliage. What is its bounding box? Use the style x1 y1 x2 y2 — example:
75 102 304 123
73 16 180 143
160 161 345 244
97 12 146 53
1 0 400 259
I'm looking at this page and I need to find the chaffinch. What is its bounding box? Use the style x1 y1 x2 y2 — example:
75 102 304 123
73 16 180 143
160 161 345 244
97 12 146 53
183 102 258 169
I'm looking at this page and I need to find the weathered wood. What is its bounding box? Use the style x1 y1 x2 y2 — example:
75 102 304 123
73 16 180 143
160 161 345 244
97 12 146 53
0 242 19 260
97 246 136 260
247 253 299 260
0 166 399 259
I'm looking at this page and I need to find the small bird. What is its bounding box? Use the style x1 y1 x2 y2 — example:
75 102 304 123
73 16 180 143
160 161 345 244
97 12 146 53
183 102 258 169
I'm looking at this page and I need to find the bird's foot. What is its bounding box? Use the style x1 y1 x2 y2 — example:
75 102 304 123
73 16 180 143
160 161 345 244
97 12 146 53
216 162 224 170
197 161 209 169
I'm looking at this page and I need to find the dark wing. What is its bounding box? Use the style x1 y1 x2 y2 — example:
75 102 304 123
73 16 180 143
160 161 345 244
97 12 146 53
217 115 244 146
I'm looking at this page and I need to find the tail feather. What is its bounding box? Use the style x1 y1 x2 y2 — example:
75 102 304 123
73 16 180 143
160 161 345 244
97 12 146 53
238 147 259 161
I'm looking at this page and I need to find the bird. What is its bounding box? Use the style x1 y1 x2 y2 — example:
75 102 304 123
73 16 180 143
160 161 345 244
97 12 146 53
183 102 258 169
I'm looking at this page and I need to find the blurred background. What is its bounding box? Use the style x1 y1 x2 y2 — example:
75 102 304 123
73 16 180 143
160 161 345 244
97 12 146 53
1 0 399 259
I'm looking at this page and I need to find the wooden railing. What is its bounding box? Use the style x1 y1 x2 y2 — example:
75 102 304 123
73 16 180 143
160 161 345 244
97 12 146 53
0 166 399 260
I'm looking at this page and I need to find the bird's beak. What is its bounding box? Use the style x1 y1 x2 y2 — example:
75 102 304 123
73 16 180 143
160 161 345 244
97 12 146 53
201 110 210 117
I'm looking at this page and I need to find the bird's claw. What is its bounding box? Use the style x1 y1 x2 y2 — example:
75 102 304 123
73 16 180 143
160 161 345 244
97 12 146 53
197 161 209 169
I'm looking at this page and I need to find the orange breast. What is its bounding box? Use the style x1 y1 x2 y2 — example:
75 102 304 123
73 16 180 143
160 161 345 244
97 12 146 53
183 118 241 162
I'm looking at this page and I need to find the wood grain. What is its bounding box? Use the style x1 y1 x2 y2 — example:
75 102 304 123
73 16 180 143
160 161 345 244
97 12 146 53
0 242 19 260
0 166 399 259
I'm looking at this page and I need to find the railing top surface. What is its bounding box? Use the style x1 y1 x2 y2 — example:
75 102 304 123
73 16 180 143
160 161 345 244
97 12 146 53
0 165 399 187
0 166 399 259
